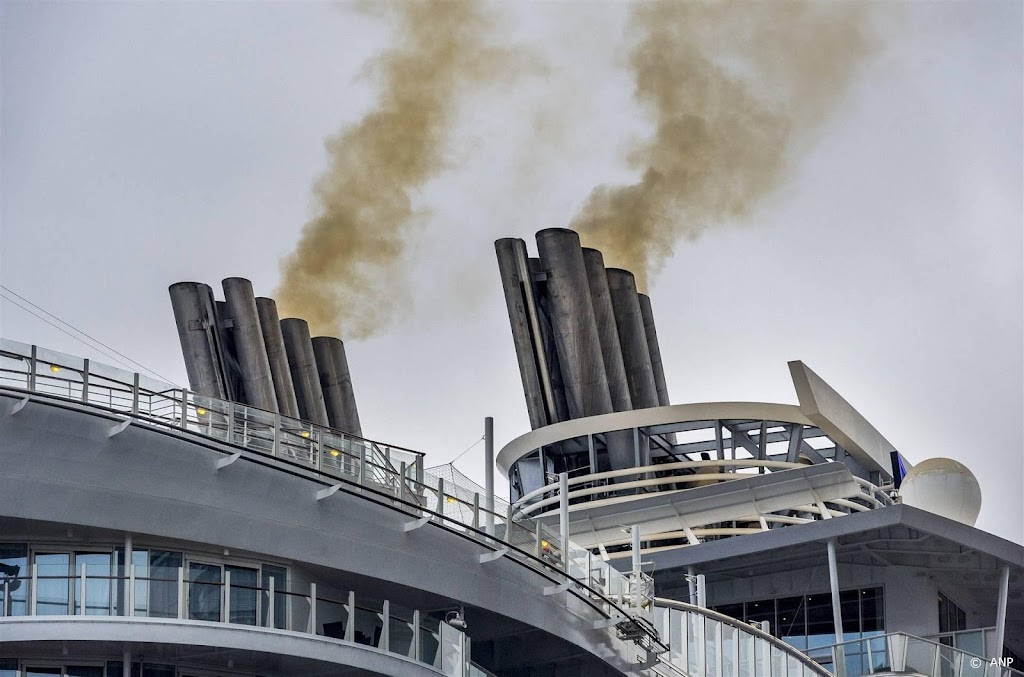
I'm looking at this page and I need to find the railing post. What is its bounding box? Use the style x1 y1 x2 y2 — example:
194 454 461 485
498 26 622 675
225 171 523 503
309 582 317 634
345 590 355 642
399 462 407 502
316 432 324 471
227 403 235 446
177 566 185 619
128 564 136 617
472 492 480 530
224 569 231 623
267 576 275 628
505 504 514 544
79 565 87 615
131 373 140 416
180 390 188 430
28 345 37 391
381 599 390 652
484 416 495 537
437 478 445 522
358 444 366 485
81 359 90 403
559 472 569 574
273 411 280 457
535 520 543 558
413 609 422 661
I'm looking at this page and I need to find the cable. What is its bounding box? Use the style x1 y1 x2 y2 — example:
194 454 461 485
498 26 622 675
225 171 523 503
450 436 485 467
0 285 178 384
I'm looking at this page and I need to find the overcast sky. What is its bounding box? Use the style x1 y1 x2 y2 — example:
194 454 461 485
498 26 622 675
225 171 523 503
1 1 1021 545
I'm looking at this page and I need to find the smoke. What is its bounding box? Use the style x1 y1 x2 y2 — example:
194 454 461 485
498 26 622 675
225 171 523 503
572 1 877 290
276 0 521 338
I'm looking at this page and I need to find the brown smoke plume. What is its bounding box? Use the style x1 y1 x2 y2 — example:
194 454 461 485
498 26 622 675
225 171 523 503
572 1 876 290
276 1 519 338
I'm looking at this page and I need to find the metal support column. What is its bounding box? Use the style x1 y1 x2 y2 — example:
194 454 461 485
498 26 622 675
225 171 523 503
827 538 846 677
995 563 1010 659
632 525 642 610
559 472 569 574
123 533 133 617
484 417 495 537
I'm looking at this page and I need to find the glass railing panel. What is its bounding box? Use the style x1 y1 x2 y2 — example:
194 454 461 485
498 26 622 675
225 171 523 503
770 643 787 677
420 621 441 668
78 562 113 616
956 630 986 658
754 636 771 677
233 404 275 455
722 621 738 676
738 631 755 677
959 651 987 677
688 611 704 676
439 621 466 677
706 617 722 677
904 636 939 675
313 596 350 640
388 604 416 658
863 634 888 674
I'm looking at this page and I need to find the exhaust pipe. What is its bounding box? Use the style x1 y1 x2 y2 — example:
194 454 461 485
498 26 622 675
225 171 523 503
638 293 670 407
582 248 632 413
535 228 613 419
311 336 362 437
168 282 229 400
222 278 277 412
280 318 329 426
495 238 556 429
255 297 301 419
606 269 658 410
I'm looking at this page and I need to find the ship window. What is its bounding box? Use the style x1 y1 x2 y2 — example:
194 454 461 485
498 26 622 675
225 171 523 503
938 590 968 633
0 544 27 616
861 588 883 633
125 550 182 618
779 596 808 650
0 659 16 677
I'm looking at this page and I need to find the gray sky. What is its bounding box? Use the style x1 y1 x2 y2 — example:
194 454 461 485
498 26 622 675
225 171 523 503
2 1 1021 544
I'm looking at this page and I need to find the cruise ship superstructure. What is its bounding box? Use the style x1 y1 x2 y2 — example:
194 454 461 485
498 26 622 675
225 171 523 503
0 228 1020 677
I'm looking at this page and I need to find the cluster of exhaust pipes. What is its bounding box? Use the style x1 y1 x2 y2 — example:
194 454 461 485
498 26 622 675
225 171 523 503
168 278 361 438
495 228 671 432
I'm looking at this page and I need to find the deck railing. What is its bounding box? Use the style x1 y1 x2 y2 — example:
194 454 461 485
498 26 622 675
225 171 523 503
825 632 1022 677
0 339 667 662
652 598 835 677
0 567 469 676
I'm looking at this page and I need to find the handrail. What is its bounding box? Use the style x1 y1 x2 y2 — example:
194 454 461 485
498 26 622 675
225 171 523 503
653 597 835 676
516 459 894 517
825 632 1024 677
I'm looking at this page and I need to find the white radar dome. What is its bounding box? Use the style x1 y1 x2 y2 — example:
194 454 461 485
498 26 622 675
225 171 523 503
899 457 981 526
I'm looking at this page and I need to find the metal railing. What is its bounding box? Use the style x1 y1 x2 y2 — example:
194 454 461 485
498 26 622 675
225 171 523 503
0 340 668 660
652 598 835 676
513 458 894 554
0 566 469 676
517 459 893 517
825 633 1023 677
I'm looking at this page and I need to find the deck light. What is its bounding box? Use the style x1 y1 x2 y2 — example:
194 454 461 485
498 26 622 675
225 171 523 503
49 365 61 373
330 449 340 457
446 496 457 504
300 431 311 438
196 408 207 416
